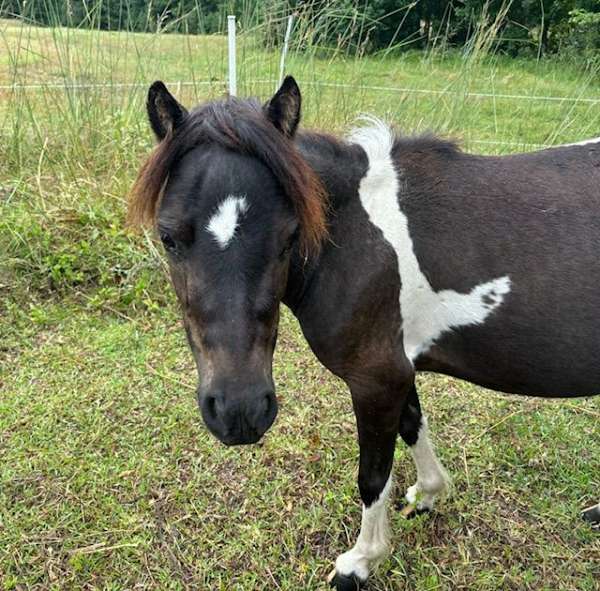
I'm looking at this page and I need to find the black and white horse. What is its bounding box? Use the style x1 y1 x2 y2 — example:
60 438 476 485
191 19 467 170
131 77 600 590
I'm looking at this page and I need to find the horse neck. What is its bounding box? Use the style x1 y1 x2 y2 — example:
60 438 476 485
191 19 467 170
282 131 367 312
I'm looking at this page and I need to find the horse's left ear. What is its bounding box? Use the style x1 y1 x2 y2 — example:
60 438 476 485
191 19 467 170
264 76 301 138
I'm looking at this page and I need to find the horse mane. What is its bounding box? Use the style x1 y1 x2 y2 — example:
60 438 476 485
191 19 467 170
129 96 328 256
394 133 461 156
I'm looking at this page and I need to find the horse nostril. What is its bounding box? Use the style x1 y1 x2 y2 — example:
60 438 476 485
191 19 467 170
205 395 217 419
203 391 228 421
263 391 277 419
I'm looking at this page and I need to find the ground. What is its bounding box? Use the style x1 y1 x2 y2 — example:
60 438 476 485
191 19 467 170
1 17 599 591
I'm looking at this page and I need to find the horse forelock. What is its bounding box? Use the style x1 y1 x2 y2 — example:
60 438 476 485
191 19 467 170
129 96 328 256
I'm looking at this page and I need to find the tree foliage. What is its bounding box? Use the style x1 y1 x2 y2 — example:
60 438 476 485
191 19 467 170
2 0 599 56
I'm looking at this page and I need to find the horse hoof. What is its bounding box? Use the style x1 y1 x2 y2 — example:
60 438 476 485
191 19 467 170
395 499 431 520
328 570 365 590
581 504 600 528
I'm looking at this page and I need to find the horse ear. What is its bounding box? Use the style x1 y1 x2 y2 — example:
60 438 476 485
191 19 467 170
264 75 301 138
147 81 188 141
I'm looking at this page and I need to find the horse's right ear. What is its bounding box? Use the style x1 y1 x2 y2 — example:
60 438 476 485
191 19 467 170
147 81 188 141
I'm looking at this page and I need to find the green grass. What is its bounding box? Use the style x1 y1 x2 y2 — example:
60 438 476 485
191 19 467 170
1 14 600 591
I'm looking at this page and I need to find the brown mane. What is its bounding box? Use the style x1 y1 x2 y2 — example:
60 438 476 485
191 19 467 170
129 96 328 256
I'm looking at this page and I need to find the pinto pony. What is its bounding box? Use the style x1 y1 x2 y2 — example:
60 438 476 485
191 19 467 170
130 77 600 589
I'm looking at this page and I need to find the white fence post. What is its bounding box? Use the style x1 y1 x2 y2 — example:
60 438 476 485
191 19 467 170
227 15 237 96
278 14 295 89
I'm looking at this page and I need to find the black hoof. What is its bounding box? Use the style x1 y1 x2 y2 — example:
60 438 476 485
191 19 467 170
582 504 600 528
395 499 431 520
329 572 365 591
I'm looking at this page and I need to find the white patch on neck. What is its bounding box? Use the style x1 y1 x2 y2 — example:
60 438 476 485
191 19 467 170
350 119 511 362
560 136 600 147
206 195 248 248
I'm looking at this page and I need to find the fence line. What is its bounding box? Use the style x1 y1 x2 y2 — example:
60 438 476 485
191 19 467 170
1 78 599 105
468 139 551 149
1 78 596 150
282 80 600 105
0 81 215 91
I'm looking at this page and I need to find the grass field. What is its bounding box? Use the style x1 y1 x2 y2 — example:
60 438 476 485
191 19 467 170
1 16 600 591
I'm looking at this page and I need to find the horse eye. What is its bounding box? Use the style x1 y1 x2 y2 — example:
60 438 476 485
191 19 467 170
159 231 177 253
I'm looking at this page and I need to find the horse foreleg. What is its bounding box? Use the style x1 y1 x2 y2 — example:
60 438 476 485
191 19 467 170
398 384 449 515
328 378 409 591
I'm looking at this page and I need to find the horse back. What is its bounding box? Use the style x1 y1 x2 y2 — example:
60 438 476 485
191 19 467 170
398 140 600 396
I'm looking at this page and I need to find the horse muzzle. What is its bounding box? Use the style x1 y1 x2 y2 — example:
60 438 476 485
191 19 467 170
198 386 278 445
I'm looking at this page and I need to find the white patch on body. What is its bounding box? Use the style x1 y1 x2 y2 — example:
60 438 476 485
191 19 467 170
335 475 393 580
349 119 512 362
206 195 248 248
561 136 600 147
405 416 449 510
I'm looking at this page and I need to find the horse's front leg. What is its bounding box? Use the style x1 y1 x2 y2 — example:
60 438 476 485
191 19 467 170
329 375 411 590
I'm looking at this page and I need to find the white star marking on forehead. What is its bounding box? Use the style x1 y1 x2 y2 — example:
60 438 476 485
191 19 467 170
206 195 249 249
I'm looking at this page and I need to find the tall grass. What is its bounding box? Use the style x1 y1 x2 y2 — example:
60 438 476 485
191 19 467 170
2 0 599 177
